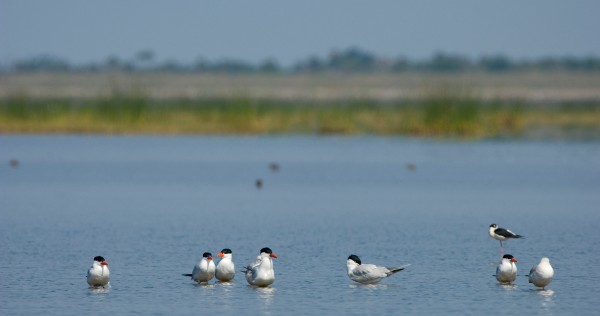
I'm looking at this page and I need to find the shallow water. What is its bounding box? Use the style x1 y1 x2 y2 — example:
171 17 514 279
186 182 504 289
1 136 599 315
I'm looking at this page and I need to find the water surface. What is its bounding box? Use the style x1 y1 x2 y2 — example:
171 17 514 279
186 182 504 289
1 136 599 315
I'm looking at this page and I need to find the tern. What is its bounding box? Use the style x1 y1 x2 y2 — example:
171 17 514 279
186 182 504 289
495 254 518 284
243 247 277 287
183 252 216 283
489 224 524 257
346 254 409 285
528 257 554 290
87 256 110 287
215 248 235 282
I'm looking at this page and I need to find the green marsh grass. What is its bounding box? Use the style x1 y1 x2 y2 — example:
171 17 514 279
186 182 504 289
1 92 599 139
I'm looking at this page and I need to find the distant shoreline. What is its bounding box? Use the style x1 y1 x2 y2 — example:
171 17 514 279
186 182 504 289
3 72 600 103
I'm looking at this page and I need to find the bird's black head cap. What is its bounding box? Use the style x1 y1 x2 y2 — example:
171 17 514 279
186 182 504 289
502 254 515 260
489 223 497 228
220 248 232 254
348 254 361 265
93 256 105 262
260 247 273 254
203 252 212 258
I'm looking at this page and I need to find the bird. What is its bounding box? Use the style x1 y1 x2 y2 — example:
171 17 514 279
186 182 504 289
528 257 554 290
346 254 410 285
215 248 235 282
87 256 110 287
9 159 19 168
183 252 216 283
489 224 524 257
269 162 280 172
243 247 277 287
495 254 518 284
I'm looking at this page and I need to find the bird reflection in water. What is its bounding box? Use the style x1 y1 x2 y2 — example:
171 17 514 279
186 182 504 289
348 283 389 290
193 283 215 289
88 285 111 294
498 283 517 291
531 288 555 313
255 286 276 306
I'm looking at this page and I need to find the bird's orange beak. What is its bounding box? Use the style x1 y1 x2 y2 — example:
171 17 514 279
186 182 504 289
511 258 517 263
270 253 278 258
218 252 224 257
208 256 213 260
101 261 108 266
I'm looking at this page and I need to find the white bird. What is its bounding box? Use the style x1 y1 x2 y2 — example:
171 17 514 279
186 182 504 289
243 247 277 287
528 257 554 290
489 224 524 257
346 254 409 285
183 252 216 283
215 248 235 282
495 254 518 284
87 256 110 287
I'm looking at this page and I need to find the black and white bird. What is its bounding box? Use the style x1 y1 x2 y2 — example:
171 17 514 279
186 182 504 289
183 252 216 283
528 257 554 290
489 224 524 257
495 254 518 284
243 247 277 287
87 256 110 287
346 254 409 285
215 248 235 282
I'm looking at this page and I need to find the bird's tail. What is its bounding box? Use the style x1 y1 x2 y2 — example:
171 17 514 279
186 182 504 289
515 235 524 238
387 264 411 275
182 273 192 277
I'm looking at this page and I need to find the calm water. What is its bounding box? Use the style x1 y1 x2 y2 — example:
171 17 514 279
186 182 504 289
1 136 599 315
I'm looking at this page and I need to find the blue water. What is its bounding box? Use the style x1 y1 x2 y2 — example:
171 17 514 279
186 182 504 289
1 136 599 315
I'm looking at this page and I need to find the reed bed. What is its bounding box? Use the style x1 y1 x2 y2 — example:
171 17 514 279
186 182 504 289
1 92 599 139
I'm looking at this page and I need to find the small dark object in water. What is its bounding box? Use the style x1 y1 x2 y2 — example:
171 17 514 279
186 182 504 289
406 162 416 171
255 179 263 189
269 162 280 172
9 159 19 168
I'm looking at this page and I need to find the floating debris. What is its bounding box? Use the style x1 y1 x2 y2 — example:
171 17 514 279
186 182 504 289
255 179 263 189
406 162 416 171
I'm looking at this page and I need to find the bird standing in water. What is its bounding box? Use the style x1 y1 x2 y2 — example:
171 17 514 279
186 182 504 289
243 247 277 287
495 254 518 284
87 256 110 287
183 252 216 283
528 257 554 290
215 248 235 282
489 224 524 257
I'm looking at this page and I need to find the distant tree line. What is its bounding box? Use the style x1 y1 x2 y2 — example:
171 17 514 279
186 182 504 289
4 47 600 73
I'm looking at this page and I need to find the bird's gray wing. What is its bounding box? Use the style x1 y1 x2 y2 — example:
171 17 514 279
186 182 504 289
351 264 388 282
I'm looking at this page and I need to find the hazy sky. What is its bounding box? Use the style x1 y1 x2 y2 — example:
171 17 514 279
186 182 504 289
2 0 600 66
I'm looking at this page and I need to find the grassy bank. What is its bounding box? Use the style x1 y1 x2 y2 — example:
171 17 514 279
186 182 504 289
1 93 599 139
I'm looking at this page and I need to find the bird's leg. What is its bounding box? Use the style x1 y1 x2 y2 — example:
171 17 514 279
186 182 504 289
500 241 504 258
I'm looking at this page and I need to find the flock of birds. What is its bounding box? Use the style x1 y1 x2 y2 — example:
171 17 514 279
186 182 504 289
489 224 555 289
87 224 555 290
87 247 280 288
179 247 279 287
